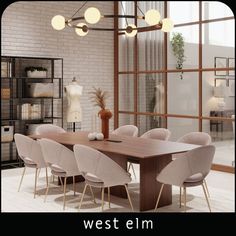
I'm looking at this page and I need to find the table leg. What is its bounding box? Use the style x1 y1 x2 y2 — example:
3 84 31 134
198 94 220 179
139 154 172 211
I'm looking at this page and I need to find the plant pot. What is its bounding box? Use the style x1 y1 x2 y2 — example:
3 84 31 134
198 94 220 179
99 109 112 139
27 70 47 78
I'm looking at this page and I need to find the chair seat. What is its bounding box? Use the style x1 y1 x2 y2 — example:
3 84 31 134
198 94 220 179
85 173 103 183
24 157 36 165
184 173 203 182
183 173 204 187
51 164 65 173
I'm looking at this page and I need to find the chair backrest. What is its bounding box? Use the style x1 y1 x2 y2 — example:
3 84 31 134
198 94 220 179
14 134 46 168
35 124 66 135
111 125 138 137
73 144 131 186
39 138 79 176
157 145 215 187
140 128 171 140
177 132 211 145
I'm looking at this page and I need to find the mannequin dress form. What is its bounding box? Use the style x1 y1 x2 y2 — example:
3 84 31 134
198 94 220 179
64 77 83 131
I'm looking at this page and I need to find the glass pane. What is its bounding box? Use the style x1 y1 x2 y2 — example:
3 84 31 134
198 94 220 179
137 115 166 136
202 72 235 117
118 1 135 29
138 73 165 114
119 113 135 127
167 72 198 116
168 1 199 24
138 30 164 71
168 25 199 69
119 74 134 111
167 117 199 141
203 1 234 20
119 36 134 71
202 119 235 166
202 20 235 48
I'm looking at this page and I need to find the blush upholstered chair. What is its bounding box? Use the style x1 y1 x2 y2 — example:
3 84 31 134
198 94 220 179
140 128 171 140
35 124 66 135
112 125 139 179
112 125 138 137
39 138 83 210
155 145 215 212
14 134 48 198
173 132 212 206
35 124 66 182
73 144 134 211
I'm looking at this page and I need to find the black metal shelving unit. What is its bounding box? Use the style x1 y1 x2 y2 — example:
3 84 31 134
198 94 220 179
1 56 63 169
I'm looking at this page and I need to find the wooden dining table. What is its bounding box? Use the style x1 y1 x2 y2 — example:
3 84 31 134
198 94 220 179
30 131 198 211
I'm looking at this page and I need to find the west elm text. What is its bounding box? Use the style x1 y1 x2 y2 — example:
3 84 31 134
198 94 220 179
83 218 154 230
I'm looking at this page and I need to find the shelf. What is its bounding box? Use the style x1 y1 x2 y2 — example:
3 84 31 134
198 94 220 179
1 55 63 168
1 140 14 144
1 97 62 100
1 77 62 80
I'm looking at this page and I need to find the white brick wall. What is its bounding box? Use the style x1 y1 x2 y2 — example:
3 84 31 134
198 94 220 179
1 1 114 131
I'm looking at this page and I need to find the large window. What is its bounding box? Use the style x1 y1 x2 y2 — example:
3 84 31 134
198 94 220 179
115 1 235 170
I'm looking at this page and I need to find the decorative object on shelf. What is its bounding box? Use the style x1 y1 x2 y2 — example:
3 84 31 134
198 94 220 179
1 126 14 142
51 2 173 37
1 61 9 77
89 87 112 139
1 88 10 99
214 57 227 76
170 32 185 79
17 103 43 120
228 58 235 76
25 66 47 78
213 84 229 111
27 83 54 97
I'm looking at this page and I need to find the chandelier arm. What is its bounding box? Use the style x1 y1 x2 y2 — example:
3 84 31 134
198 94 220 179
120 2 129 26
70 1 88 19
66 21 162 32
137 4 145 16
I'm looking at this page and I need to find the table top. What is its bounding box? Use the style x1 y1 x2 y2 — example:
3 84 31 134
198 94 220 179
30 131 199 159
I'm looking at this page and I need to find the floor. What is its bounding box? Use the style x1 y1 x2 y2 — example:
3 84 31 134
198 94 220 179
1 165 234 212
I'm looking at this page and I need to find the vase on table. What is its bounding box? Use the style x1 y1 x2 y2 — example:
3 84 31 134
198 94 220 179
99 109 112 139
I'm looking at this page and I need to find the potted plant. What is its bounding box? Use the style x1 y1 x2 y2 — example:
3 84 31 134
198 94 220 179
89 87 112 139
25 66 47 78
170 32 186 79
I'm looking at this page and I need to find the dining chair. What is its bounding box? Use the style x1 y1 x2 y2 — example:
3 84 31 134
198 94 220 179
112 125 139 179
73 144 134 212
111 125 138 137
39 138 83 210
155 145 215 212
140 128 171 140
14 134 48 198
174 132 212 206
35 124 66 135
35 124 66 182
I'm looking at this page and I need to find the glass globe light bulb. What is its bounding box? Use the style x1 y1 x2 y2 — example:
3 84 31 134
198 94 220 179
51 15 65 30
75 23 89 36
145 9 161 26
161 18 174 32
125 24 137 37
84 7 101 24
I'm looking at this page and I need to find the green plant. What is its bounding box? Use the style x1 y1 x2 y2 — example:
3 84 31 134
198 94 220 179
25 66 47 72
170 32 185 79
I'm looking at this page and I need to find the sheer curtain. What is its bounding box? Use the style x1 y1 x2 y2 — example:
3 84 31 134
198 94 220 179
118 1 165 132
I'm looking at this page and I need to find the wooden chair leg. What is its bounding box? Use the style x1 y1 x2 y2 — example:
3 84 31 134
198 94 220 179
18 167 26 192
154 183 164 211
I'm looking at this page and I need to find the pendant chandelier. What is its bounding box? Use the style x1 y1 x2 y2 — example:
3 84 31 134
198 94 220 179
51 1 173 37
